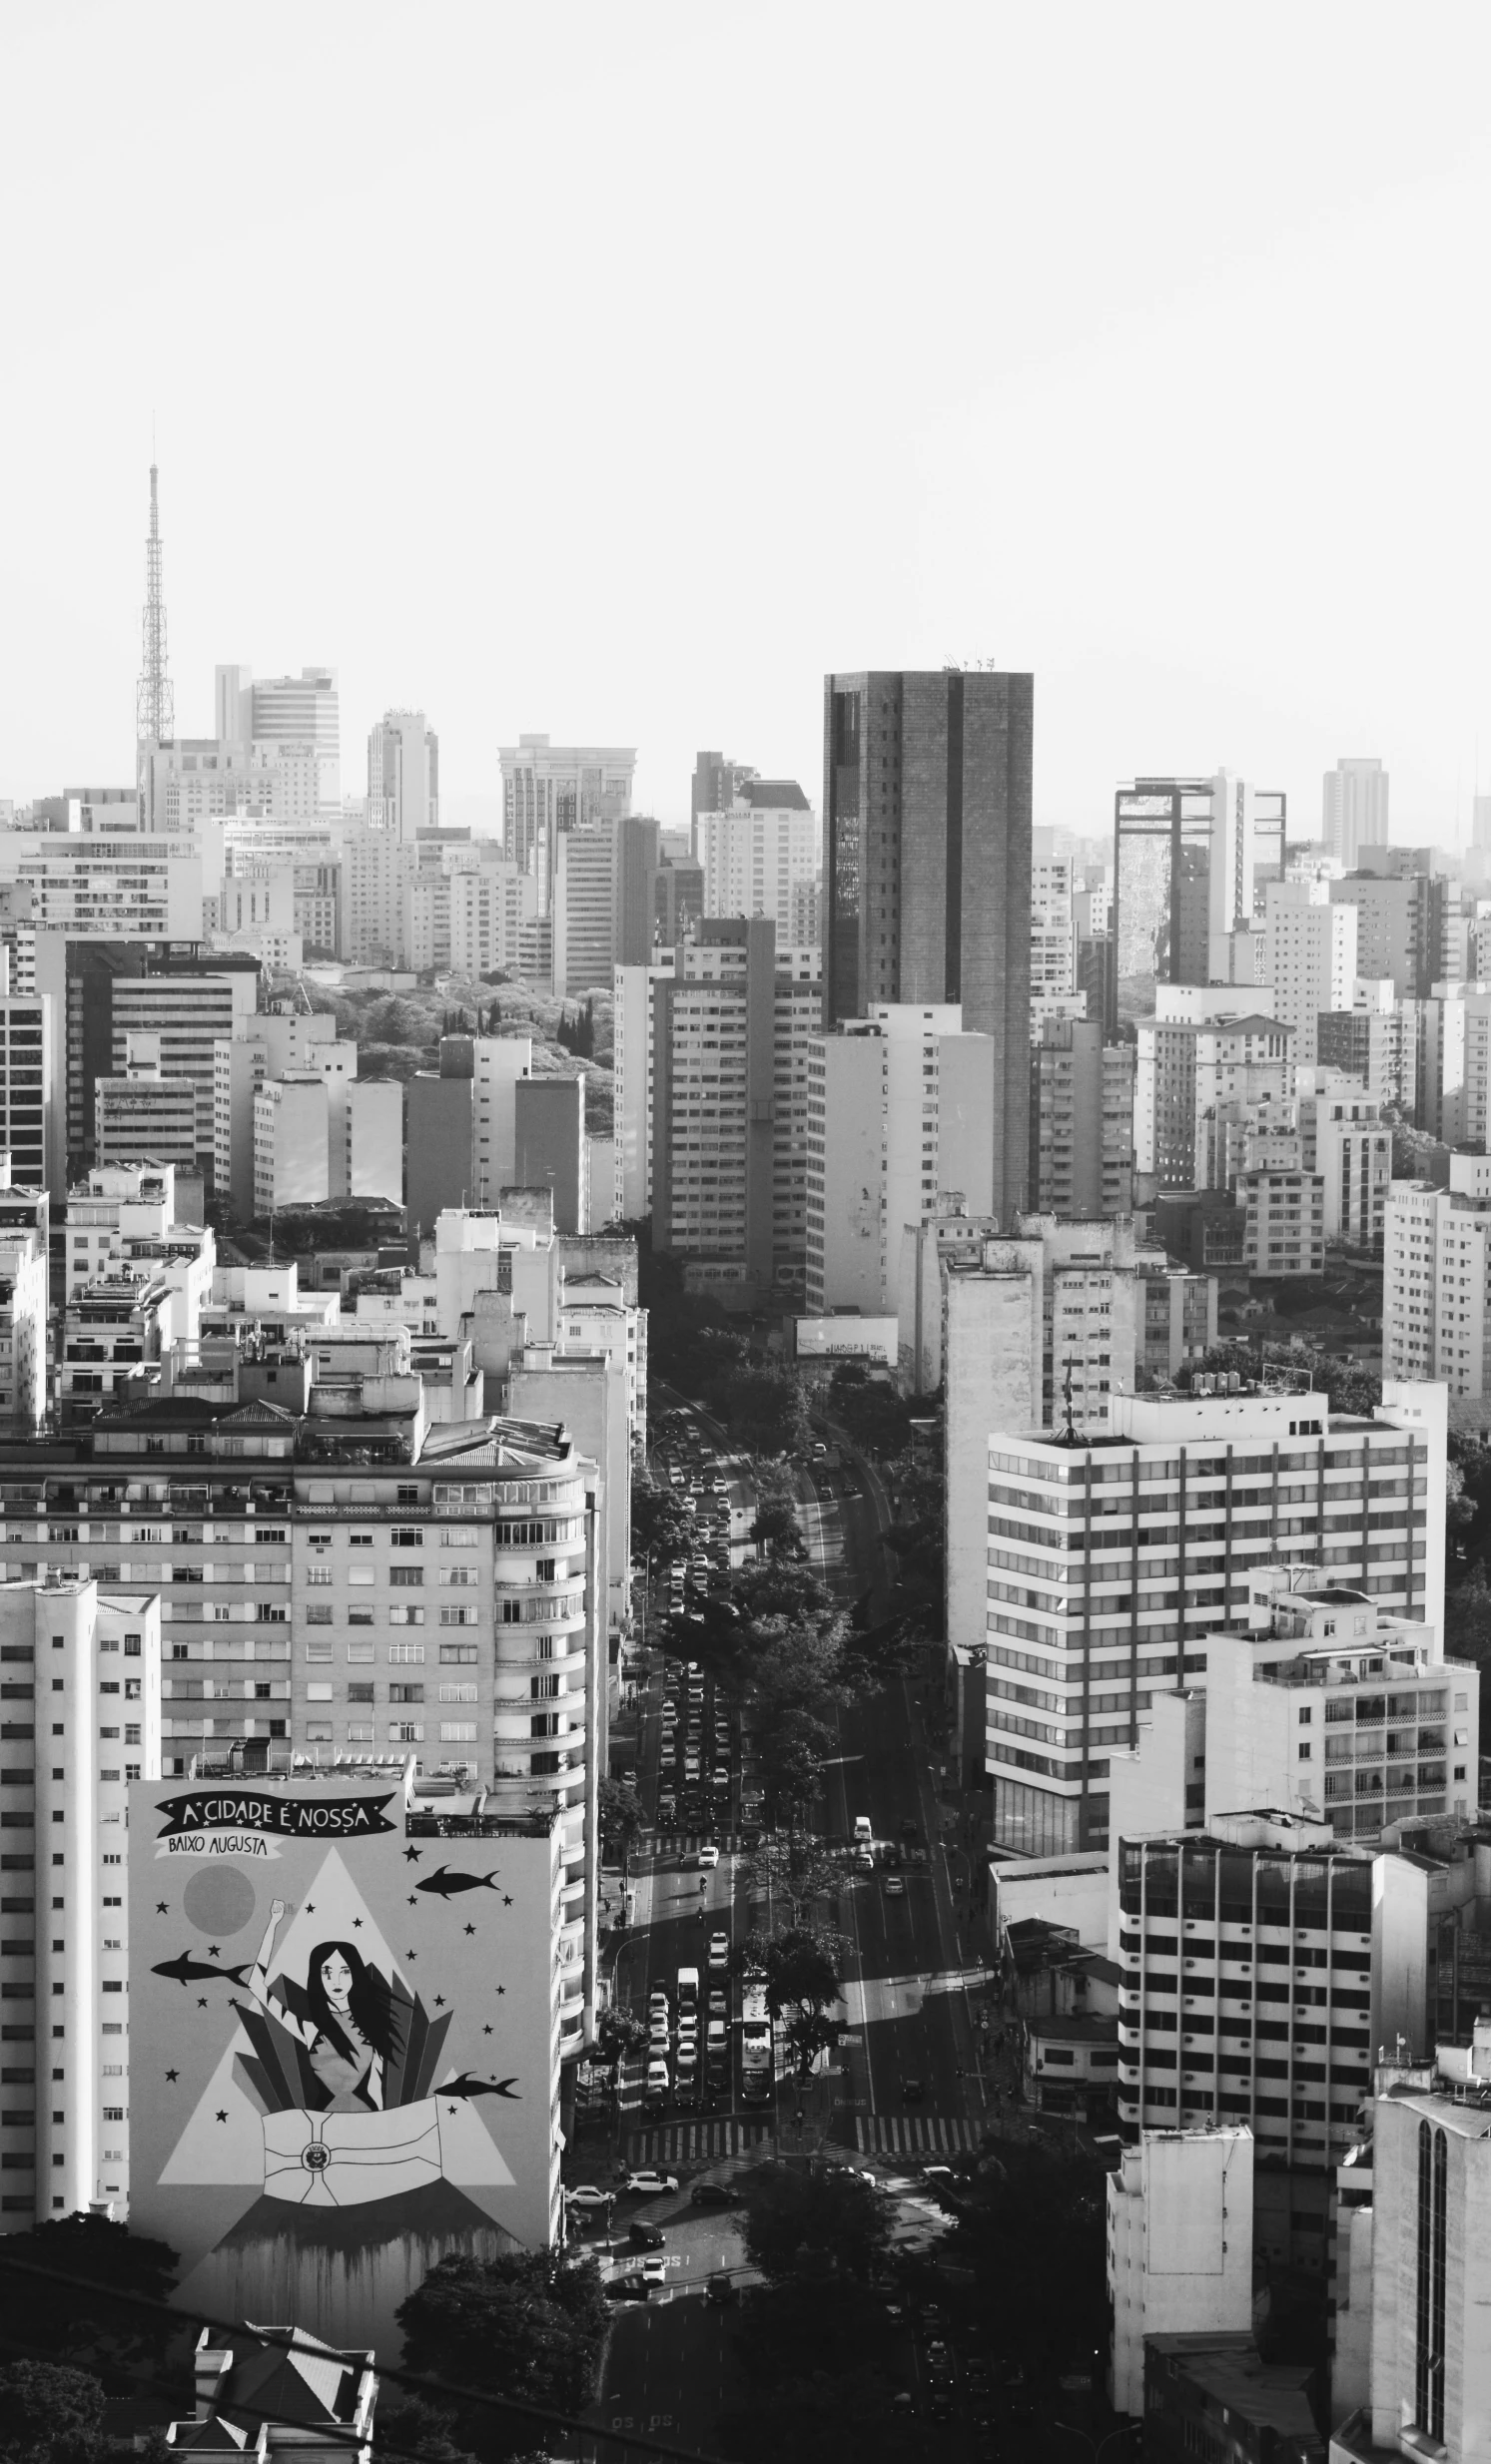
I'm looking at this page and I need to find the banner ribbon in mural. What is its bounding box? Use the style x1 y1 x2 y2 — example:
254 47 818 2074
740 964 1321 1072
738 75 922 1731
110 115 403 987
154 1789 398 1842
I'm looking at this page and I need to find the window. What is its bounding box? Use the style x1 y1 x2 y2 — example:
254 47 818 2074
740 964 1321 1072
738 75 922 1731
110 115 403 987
390 1529 422 1549
306 1721 333 1742
348 1568 374 1587
439 1643 478 1664
388 1683 424 1704
388 1606 424 1627
307 1683 333 1702
349 1534 373 1548
388 1642 425 1664
438 1566 478 1587
348 1607 374 1626
305 1606 333 1626
388 1722 423 1743
306 1565 333 1586
438 1684 477 1703
388 1566 423 1587
439 1722 478 1743
439 1606 476 1626
347 1684 375 1705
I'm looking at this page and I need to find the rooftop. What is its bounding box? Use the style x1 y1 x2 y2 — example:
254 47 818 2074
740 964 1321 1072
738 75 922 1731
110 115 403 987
1145 2333 1322 2450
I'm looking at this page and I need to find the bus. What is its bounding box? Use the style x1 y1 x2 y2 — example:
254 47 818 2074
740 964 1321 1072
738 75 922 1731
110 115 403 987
739 1967 773 2106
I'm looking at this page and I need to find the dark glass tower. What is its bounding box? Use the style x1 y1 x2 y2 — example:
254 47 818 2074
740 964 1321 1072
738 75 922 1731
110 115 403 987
822 669 1034 1218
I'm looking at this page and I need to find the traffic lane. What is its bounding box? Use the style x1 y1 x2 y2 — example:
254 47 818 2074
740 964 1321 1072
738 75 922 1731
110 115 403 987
592 2208 754 2455
843 1864 964 2119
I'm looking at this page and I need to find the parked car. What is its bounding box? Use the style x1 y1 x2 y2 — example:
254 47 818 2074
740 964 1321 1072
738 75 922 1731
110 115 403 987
690 2179 739 2206
605 2273 650 2302
564 2184 612 2209
623 2169 680 2195
708 1930 729 1967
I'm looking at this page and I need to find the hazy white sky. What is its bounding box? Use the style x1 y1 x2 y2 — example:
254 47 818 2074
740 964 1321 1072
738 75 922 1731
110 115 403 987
4 1 1491 842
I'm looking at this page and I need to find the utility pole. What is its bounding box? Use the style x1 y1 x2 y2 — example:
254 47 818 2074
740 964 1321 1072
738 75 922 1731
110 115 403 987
136 459 175 747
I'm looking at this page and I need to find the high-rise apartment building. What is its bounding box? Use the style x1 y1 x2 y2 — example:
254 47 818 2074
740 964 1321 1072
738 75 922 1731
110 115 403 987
1322 758 1388 870
1031 829 1076 1002
246 668 341 810
1029 1018 1135 1216
651 919 820 1302
0 1158 47 1434
691 752 758 848
449 862 536 978
368 709 437 839
554 824 619 997
697 782 818 941
0 1574 163 2223
1317 979 1418 1114
804 1005 995 1317
984 1382 1444 1857
1137 998 1294 1194
515 1076 586 1236
822 670 1033 1218
1261 881 1358 1065
500 736 635 908
1113 1812 1429 2244
1112 775 1285 1029
1381 1154 1491 1397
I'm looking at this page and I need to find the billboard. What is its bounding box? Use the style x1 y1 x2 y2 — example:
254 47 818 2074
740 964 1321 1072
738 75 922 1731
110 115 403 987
129 1778 560 2351
794 1315 900 1365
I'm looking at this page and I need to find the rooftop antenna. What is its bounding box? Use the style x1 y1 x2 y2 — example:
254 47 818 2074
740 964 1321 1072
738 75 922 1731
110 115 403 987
135 448 175 746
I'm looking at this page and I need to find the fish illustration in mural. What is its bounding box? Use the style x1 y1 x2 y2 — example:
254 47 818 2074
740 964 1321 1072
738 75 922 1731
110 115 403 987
152 1950 253 1990
441 2074 520 2102
413 1866 505 1900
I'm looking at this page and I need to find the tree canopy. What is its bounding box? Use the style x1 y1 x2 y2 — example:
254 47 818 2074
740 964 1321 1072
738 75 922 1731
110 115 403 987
0 2361 107 2464
738 2162 889 2285
395 2249 608 2418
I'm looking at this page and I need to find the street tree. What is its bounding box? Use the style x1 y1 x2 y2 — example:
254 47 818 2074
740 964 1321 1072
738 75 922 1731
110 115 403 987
746 1834 843 1920
738 2163 889 2285
750 1498 806 1560
395 2249 608 2418
629 1482 694 1564
0 2213 179 2379
755 1705 834 1812
596 1775 645 1868
779 2006 842 2082
0 2360 108 2464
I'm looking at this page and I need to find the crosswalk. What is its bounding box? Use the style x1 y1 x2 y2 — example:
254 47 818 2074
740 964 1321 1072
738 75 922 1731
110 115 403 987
852 2115 983 2155
626 2118 772 2163
648 1833 734 1859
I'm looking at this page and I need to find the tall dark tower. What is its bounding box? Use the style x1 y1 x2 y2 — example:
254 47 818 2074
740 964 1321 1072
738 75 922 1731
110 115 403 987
135 461 174 746
822 668 1034 1217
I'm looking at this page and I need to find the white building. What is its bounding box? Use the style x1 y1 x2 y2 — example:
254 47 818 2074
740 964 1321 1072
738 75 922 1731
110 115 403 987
1262 880 1358 1065
611 953 675 1220
499 736 635 909
1136 993 1290 1192
696 782 818 941
0 1156 48 1433
449 863 536 979
1031 829 1076 1001
0 1575 162 2223
1381 1153 1491 1399
340 824 418 968
985 1382 1446 1857
1322 758 1389 871
368 708 437 838
554 824 618 997
94 1037 199 1174
111 972 256 1177
1107 2127 1255 2416
247 666 341 810
342 1080 403 1204
253 1074 330 1211
1317 978 1419 1114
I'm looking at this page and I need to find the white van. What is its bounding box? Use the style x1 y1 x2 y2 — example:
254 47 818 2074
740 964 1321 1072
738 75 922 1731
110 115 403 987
853 1815 873 1844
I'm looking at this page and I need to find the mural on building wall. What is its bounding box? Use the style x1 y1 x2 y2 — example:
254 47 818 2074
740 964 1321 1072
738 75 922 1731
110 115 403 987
130 1780 557 2348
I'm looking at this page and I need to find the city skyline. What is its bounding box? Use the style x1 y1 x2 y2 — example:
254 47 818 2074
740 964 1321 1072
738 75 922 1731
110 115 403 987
5 8 1491 837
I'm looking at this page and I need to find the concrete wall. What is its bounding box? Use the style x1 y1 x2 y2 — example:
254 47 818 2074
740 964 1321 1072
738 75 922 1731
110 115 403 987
946 1271 1039 1659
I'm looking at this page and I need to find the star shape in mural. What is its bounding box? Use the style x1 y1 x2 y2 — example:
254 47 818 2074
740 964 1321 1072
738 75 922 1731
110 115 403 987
447 2103 458 2115
215 2110 228 2123
197 1997 208 2009
404 1950 417 1962
496 1985 505 1996
306 1902 316 1914
403 1846 421 1863
165 2069 179 2083
502 1895 513 1907
407 1894 417 1906
209 1945 220 1958
482 2025 492 2037
352 1918 363 1929
156 1901 169 1915
433 1995 445 2008
463 1923 475 1936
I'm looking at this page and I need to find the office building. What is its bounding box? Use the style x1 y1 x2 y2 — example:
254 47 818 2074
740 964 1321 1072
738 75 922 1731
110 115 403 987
246 667 341 809
0 952 60 1198
1262 882 1358 1065
406 1040 475 1231
1237 1151 1326 1277
94 1037 199 1174
517 913 553 986
788 872 821 947
697 781 818 940
1301 1088 1390 1248
823 670 1034 1218
654 849 705 946
1112 775 1286 1029
367 708 437 838
1114 1814 1430 2261
1317 981 1418 1114
0 1574 162 2223
500 736 635 906
984 1382 1444 1857
140 734 323 833
651 919 820 1302
514 1074 586 1235
1322 759 1389 871
1029 1018 1134 1216
253 1075 331 1212
554 823 618 996
1327 867 1451 1000
111 970 256 1180
1107 2129 1254 2416
294 858 341 956
340 823 418 968
1332 2018 1491 2464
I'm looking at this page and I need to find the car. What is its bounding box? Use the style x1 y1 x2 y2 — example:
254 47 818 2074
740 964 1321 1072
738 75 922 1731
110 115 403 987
706 2271 738 2304
689 2178 739 2207
564 2183 612 2208
627 2219 664 2250
605 2273 650 2302
695 1843 719 1869
648 2020 670 2047
884 1874 905 1898
900 1816 918 1839
623 2169 680 2195
656 1796 676 1822
853 1815 873 1843
683 1758 701 1780
649 1990 670 2015
902 2077 926 2103
645 2060 670 2094
708 1930 729 1968
640 2254 668 2287
811 1441 827 1457
708 1990 728 2021
853 1849 875 1873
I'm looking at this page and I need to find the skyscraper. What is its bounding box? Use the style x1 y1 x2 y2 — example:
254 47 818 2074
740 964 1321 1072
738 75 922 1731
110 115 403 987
500 737 635 907
1111 775 1286 1030
822 670 1034 1218
368 708 438 839
245 669 341 810
1322 757 1388 868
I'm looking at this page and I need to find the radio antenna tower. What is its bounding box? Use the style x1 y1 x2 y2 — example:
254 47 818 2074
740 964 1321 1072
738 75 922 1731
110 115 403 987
135 459 175 745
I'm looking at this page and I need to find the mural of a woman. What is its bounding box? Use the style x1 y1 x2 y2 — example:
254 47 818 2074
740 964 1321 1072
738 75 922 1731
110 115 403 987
249 1901 399 2115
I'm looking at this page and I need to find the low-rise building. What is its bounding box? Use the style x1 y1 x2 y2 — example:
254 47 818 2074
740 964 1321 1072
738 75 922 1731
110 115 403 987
1108 2125 1255 2415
